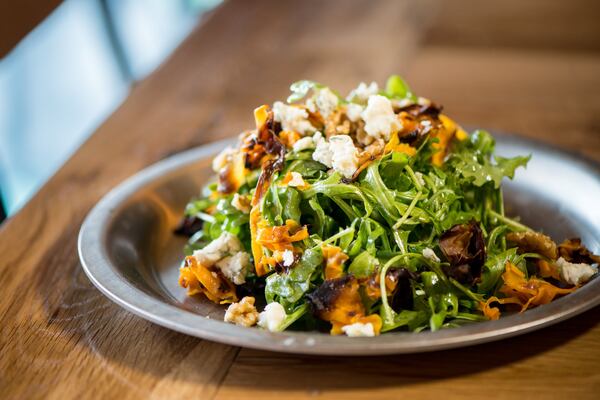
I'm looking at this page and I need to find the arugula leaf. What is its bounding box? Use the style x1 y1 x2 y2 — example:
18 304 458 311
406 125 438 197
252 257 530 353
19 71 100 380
478 248 522 293
348 250 379 278
380 309 422 332
280 187 301 222
265 248 323 308
451 152 530 189
262 184 283 225
303 173 374 217
287 159 327 178
449 130 530 188
278 304 309 331
385 75 417 101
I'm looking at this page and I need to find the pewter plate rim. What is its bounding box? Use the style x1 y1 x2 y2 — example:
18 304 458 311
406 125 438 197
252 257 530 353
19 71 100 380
78 134 600 355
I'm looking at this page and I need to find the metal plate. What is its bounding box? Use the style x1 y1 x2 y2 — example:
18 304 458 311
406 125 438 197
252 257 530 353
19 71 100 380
78 134 600 355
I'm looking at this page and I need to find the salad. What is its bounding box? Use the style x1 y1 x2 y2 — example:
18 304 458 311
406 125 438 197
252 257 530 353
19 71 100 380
175 76 599 337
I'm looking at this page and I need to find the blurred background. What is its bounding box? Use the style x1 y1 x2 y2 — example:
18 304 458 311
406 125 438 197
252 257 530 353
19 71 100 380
0 0 221 220
1 0 599 224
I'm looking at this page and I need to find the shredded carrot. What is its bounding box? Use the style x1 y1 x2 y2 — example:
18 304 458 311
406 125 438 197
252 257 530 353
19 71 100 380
262 249 292 269
249 104 293 276
499 262 575 312
256 219 309 252
480 262 576 319
479 296 522 320
249 206 267 276
252 219 308 276
178 256 237 304
322 245 348 280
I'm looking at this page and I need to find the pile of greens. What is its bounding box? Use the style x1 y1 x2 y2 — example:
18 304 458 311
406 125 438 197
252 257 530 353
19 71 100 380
176 76 595 335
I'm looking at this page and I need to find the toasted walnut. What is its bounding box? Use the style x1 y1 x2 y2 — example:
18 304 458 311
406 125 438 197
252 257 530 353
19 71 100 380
355 124 375 146
335 119 351 135
507 231 557 260
362 138 385 156
224 296 259 327
324 109 347 137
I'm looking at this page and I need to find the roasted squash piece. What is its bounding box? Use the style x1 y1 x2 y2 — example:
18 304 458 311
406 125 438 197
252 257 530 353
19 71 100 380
322 245 349 280
307 275 382 335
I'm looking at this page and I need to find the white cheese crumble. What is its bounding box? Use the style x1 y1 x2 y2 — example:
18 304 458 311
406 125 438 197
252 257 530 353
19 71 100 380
313 131 325 143
312 134 359 179
422 247 441 263
361 95 401 141
273 101 314 135
345 103 364 122
193 232 241 264
287 172 307 188
414 171 426 187
306 98 317 114
312 136 333 168
282 249 295 267
292 136 315 152
315 88 339 118
347 81 379 103
330 135 360 179
258 302 287 332
212 147 236 172
193 232 249 284
341 322 375 337
215 252 251 285
556 257 597 286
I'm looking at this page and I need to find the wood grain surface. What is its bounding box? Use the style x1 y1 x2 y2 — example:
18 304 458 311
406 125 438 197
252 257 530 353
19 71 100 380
1 0 600 399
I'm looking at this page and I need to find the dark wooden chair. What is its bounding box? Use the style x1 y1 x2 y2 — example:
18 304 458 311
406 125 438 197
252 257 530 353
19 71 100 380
0 189 6 222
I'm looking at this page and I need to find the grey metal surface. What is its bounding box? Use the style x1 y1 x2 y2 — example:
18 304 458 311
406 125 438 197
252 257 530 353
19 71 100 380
78 135 600 355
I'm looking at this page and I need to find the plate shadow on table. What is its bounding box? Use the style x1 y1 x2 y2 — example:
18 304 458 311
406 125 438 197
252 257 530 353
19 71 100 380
38 260 599 392
222 308 600 391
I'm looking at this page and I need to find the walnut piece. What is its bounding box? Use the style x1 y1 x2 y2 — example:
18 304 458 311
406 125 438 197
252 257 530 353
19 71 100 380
506 231 558 260
224 296 259 327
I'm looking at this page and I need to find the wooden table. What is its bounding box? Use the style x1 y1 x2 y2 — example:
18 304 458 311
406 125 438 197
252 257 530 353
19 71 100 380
1 1 599 398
